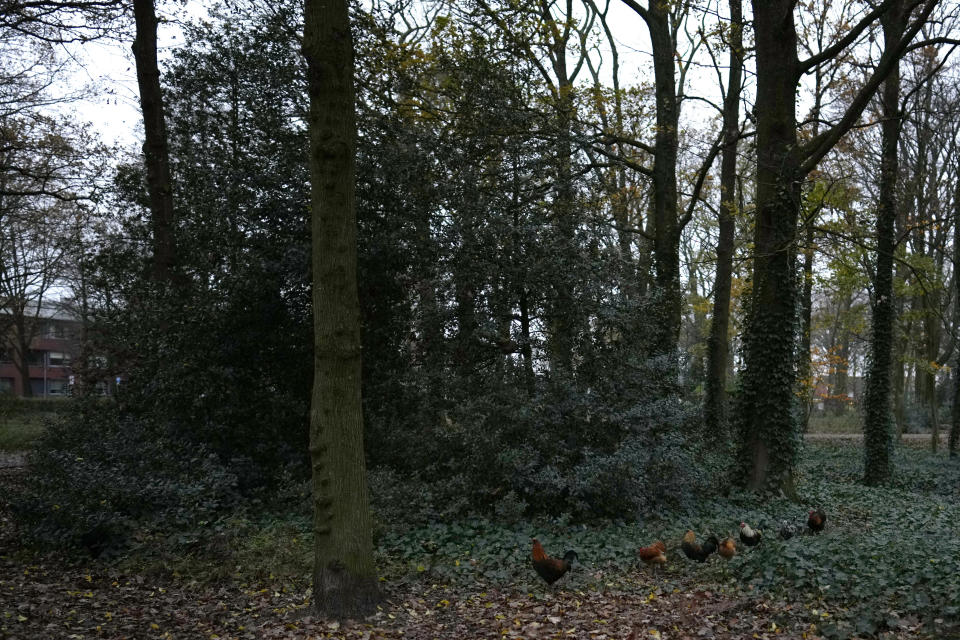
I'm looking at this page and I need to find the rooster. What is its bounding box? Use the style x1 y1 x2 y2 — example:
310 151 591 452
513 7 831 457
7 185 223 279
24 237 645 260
739 522 762 547
531 538 577 585
681 530 718 563
807 509 827 534
636 540 667 573
717 537 737 560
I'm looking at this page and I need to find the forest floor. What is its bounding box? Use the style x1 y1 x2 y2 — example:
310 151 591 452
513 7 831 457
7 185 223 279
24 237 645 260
0 562 845 640
3 440 960 640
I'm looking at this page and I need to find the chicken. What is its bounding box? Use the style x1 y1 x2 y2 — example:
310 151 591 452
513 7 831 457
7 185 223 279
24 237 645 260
807 509 827 534
739 522 762 547
778 522 796 540
636 540 667 572
717 537 737 560
681 530 719 563
531 538 577 585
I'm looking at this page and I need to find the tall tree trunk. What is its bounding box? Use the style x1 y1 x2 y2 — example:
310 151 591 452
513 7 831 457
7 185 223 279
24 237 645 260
647 3 681 355
735 0 932 492
798 224 814 429
863 0 906 485
951 178 960 457
736 0 803 493
131 0 178 284
541 0 579 375
13 315 34 398
704 0 742 437
832 297 852 415
303 0 380 619
545 86 578 373
621 0 681 354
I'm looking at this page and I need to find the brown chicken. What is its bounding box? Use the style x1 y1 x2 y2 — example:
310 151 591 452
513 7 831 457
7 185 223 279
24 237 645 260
808 509 827 533
531 538 577 585
718 537 737 560
636 540 667 572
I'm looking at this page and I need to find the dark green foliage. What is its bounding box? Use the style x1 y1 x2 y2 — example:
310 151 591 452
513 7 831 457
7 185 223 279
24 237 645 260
17 2 312 544
19 3 715 543
352 10 716 523
99 2 312 470
11 401 240 554
374 442 960 639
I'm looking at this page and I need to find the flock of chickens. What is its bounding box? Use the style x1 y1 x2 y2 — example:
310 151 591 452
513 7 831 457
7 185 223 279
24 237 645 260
531 509 828 585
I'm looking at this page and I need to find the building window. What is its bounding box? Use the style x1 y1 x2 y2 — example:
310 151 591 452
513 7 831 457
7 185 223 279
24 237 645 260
44 323 66 339
48 352 71 367
0 378 13 394
47 379 67 395
27 350 43 366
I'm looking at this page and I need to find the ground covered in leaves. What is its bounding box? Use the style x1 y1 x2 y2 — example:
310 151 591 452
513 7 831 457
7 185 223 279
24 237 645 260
0 556 873 640
3 439 960 640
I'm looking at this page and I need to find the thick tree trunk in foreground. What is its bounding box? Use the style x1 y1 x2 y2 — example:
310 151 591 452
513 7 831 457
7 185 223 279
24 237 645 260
303 0 380 619
131 0 178 284
863 1 906 485
704 0 742 438
735 0 803 492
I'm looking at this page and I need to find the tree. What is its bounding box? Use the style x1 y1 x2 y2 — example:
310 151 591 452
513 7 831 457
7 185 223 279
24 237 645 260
952 173 960 457
704 0 743 437
0 197 73 396
131 0 178 284
618 0 683 354
302 0 380 618
737 0 940 492
0 0 123 43
863 0 908 485
1 35 106 396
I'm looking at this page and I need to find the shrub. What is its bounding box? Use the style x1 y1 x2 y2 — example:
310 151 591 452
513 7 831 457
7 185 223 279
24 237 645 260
10 403 241 555
364 343 721 524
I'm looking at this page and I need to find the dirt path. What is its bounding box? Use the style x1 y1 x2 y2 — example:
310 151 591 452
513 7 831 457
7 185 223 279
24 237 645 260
805 432 950 442
0 451 25 470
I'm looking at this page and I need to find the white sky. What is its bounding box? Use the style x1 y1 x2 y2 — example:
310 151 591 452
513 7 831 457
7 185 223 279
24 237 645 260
57 6 193 150
55 1 669 151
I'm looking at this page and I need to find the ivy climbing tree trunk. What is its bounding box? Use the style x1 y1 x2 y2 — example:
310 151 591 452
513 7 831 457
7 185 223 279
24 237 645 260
863 0 906 485
131 0 178 284
303 0 380 619
736 0 936 492
704 0 743 438
951 176 960 458
736 0 803 493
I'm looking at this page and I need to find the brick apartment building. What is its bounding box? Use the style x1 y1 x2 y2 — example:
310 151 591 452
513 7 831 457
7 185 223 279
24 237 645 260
0 303 80 397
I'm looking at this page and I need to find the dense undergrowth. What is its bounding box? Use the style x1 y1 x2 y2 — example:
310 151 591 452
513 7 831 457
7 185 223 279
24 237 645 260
95 438 958 639
6 437 960 639
370 440 960 639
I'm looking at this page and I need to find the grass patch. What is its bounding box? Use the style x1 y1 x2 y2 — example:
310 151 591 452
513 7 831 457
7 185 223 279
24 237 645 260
0 413 54 450
0 396 67 450
808 412 861 433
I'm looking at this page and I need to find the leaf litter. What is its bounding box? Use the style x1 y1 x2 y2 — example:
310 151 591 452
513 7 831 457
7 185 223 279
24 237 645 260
0 550 932 640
